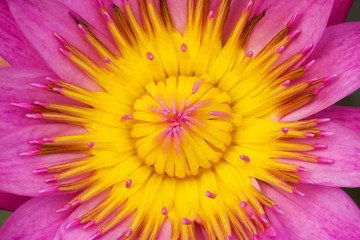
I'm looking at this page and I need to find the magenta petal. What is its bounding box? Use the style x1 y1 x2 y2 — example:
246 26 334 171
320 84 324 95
0 67 82 129
0 1 46 68
0 191 30 211
286 122 360 187
0 124 86 196
7 0 102 90
260 183 360 240
0 194 75 240
283 22 360 121
328 0 354 26
246 0 333 63
313 105 360 134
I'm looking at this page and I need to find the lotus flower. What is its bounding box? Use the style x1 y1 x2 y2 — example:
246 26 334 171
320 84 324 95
0 0 360 239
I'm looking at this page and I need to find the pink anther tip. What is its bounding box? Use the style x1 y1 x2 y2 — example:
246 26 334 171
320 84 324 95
300 44 313 55
181 43 187 52
304 132 315 138
208 10 215 20
245 1 253 12
125 179 132 188
306 77 319 85
240 155 250 162
56 203 71 213
322 74 338 84
84 220 96 229
31 83 49 90
182 218 192 225
240 201 247 208
28 140 43 145
34 101 49 108
282 80 291 87
277 46 285 54
304 59 315 72
65 219 81 230
247 51 253 57
104 57 111 64
53 87 64 94
53 32 67 45
103 11 112 23
297 166 308 172
71 199 82 207
281 127 288 134
59 48 71 57
10 103 36 111
272 205 284 215
314 118 331 124
19 149 41 156
32 168 49 174
260 213 268 223
317 157 334 164
122 114 133 120
45 76 60 84
313 143 327 150
25 113 44 119
298 178 314 184
87 142 95 148
288 29 301 39
162 207 168 215
318 130 334 137
146 52 154 61
78 24 89 35
125 229 133 238
88 230 103 240
265 226 277 237
206 191 217 199
287 11 299 28
313 85 324 96
44 176 58 183
43 137 55 143
39 185 59 194
293 189 305 196
226 235 231 240
192 79 203 94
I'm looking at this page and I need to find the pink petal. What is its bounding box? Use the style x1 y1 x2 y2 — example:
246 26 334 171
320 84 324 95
246 0 334 63
259 183 360 240
0 67 81 129
0 124 86 196
56 191 133 240
328 0 354 26
157 219 172 240
0 194 75 240
166 0 187 34
0 1 46 68
283 22 360 121
313 105 360 134
6 0 102 90
0 191 30 211
284 122 360 187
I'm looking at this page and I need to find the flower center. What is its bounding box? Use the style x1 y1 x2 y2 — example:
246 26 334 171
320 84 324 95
132 76 234 177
